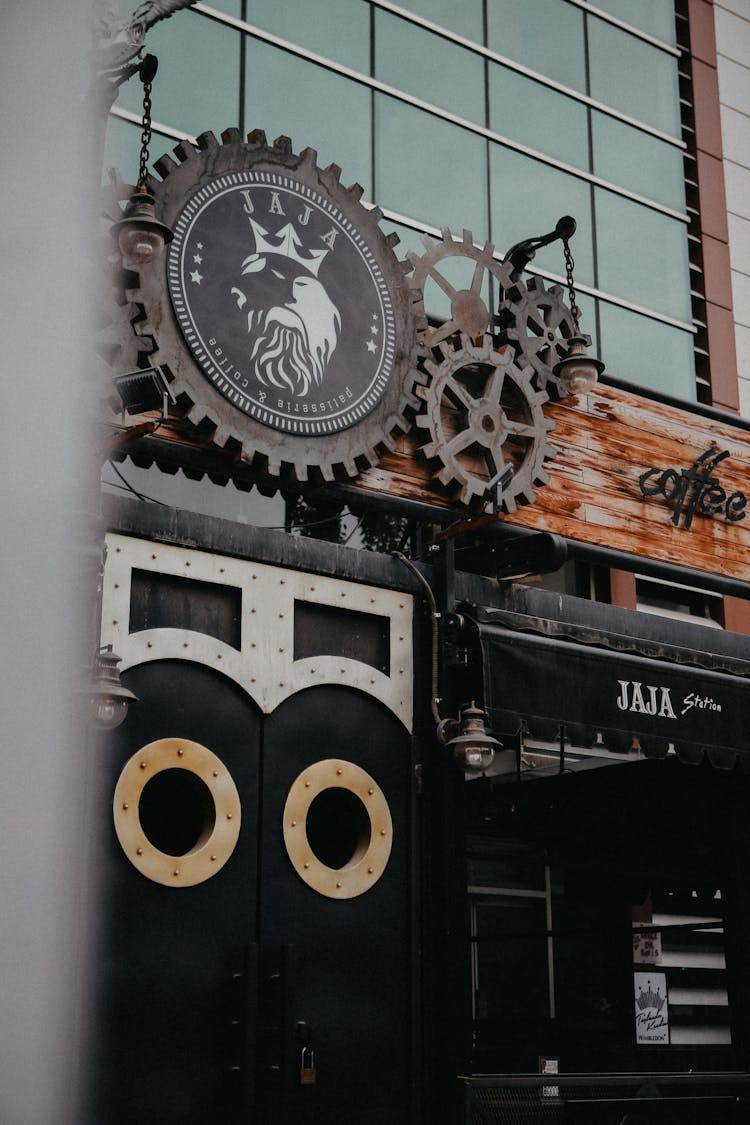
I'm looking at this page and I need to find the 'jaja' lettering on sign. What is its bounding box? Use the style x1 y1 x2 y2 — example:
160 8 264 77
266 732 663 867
616 681 677 718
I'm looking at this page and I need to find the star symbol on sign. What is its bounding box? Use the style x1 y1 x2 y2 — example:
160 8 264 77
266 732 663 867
370 324 378 335
366 339 377 353
193 253 203 264
190 270 203 284
196 242 203 250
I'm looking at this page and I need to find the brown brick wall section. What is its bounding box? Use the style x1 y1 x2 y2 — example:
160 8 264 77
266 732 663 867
723 595 750 635
688 0 717 68
689 0 740 411
696 149 729 243
707 303 742 410
609 569 637 610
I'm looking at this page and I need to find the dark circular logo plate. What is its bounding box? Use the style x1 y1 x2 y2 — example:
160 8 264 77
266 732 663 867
168 170 397 436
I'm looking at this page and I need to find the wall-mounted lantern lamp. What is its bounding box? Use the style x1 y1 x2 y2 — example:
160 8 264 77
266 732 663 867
552 224 604 395
111 55 172 268
552 333 604 396
438 700 510 779
90 646 137 730
503 215 604 396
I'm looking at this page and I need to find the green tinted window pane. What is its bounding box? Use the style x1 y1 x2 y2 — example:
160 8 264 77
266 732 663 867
245 41 372 196
375 95 488 240
102 116 143 183
590 0 676 45
592 112 685 210
487 0 586 94
418 239 497 323
577 292 599 353
588 17 680 137
599 304 695 398
490 147 594 287
595 189 691 321
117 12 241 137
381 220 435 269
489 64 589 170
375 10 484 126
383 223 515 338
395 0 483 45
246 0 369 73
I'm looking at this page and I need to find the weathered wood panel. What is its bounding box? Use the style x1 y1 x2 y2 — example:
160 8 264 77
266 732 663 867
108 382 750 584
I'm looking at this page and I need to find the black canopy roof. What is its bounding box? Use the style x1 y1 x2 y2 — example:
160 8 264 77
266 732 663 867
470 608 750 771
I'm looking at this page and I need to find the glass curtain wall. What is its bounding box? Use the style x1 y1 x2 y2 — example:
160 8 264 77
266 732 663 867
105 0 695 397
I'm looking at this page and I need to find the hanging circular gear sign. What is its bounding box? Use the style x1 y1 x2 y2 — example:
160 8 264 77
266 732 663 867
132 130 420 480
168 170 398 436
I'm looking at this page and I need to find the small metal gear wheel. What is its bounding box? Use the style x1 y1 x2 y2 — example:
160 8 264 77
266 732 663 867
414 334 556 512
407 229 514 349
119 128 422 482
496 274 579 400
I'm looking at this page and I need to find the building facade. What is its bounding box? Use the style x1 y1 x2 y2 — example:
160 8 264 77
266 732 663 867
93 2 750 1122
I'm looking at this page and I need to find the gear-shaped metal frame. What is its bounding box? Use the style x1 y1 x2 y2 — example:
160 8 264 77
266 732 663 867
96 176 155 390
119 128 422 482
497 274 579 401
414 335 556 512
407 229 514 348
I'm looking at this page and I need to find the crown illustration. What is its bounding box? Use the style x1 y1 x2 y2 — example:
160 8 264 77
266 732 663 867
636 983 665 1013
242 219 329 278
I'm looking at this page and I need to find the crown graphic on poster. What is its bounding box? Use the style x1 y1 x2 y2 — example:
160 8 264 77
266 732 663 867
636 982 666 1012
241 219 329 278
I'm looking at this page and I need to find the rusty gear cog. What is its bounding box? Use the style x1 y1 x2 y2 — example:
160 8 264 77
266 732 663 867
496 274 579 400
95 174 155 387
407 229 514 348
414 334 556 512
120 128 421 482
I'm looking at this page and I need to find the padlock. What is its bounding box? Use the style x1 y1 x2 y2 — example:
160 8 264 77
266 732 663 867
300 1046 316 1086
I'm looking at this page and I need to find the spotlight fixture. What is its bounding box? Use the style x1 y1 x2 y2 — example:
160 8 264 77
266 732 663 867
114 365 175 418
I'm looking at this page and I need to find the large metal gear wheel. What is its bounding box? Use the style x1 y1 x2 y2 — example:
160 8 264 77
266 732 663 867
414 335 556 512
95 175 155 387
496 274 579 401
407 229 514 348
119 128 421 482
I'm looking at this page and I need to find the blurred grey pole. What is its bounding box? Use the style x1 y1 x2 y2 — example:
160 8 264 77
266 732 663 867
0 3 101 1122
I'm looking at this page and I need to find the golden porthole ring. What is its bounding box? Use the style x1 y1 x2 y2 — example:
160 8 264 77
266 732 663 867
113 737 241 887
283 759 393 899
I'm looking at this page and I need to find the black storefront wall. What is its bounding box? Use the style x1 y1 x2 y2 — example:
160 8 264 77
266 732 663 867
471 611 750 770
461 608 750 1120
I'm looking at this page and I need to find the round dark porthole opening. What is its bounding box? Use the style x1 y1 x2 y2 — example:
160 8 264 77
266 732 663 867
306 787 371 870
138 768 216 857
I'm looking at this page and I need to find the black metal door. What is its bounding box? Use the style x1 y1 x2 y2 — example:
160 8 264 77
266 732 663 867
93 665 412 1125
92 660 262 1125
257 684 413 1125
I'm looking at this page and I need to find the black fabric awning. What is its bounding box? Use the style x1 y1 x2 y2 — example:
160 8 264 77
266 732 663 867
471 608 750 772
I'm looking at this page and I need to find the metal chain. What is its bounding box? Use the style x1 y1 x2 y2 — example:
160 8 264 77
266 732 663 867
137 56 158 190
561 237 581 333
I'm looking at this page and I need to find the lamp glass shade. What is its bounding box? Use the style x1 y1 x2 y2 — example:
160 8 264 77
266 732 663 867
92 693 130 731
112 189 172 269
553 336 605 395
89 649 137 730
118 225 164 267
